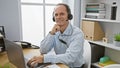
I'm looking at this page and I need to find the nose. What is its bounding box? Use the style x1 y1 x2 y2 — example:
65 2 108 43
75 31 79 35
56 14 61 19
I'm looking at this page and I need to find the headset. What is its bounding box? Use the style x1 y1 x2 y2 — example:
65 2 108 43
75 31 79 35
53 3 73 22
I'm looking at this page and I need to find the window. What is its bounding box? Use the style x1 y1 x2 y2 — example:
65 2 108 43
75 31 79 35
21 0 62 46
21 0 43 3
45 6 55 36
45 0 62 4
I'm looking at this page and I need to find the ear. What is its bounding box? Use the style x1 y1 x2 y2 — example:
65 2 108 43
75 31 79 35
52 12 55 22
68 14 73 20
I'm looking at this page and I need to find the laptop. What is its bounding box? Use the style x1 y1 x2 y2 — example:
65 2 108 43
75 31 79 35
4 38 40 68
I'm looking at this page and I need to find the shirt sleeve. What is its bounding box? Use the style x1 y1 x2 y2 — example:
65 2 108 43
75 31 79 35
40 33 55 54
43 34 84 65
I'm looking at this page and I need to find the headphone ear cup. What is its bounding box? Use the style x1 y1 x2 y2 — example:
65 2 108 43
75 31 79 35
53 16 55 22
68 14 73 20
52 12 55 22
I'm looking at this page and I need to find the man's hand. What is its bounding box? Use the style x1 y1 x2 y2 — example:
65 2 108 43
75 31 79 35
27 55 44 68
50 24 60 35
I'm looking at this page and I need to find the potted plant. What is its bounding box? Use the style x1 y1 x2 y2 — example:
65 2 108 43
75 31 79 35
114 33 120 46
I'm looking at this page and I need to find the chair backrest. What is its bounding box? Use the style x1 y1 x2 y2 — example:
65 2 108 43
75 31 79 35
83 40 91 68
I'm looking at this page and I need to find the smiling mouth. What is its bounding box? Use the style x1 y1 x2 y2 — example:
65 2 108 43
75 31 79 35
56 19 64 22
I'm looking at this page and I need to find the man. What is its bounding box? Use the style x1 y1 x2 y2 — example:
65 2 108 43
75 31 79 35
28 3 85 68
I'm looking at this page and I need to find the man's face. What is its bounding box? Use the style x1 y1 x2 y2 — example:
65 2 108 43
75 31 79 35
54 5 68 26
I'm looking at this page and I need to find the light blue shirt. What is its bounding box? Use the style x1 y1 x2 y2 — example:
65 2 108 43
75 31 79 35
40 23 85 67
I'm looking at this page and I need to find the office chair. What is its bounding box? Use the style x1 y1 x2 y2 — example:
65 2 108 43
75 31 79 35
83 40 91 68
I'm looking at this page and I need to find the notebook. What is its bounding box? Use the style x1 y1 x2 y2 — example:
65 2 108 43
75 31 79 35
4 38 39 68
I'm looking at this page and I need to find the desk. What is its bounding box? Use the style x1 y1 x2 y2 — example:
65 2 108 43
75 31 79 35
0 48 68 68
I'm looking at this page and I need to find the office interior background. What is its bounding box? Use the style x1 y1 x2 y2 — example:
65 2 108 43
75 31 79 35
1 0 120 67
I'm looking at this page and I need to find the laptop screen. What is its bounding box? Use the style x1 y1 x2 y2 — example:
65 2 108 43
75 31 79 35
4 38 26 68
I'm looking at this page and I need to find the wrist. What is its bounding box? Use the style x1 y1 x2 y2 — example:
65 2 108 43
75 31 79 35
41 55 44 63
49 31 55 35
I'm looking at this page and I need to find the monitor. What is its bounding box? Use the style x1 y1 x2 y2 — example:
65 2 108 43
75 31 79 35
0 26 5 52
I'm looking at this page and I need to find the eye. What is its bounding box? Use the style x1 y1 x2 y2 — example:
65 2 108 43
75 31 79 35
55 13 58 17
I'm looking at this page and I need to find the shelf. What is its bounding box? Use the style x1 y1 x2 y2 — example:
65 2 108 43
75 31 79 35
92 62 103 68
88 40 120 51
82 18 120 23
92 62 119 68
86 3 105 5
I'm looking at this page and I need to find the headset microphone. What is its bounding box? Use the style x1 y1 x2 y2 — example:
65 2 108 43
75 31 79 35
66 19 68 21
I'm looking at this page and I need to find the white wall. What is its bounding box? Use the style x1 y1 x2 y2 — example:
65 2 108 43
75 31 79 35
0 0 22 41
73 0 81 28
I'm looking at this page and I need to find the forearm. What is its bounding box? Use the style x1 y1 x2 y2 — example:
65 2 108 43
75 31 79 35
43 51 79 64
40 33 55 54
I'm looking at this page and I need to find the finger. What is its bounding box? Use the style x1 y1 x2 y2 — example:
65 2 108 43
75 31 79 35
27 57 36 67
27 60 33 67
27 61 31 67
31 56 38 61
30 61 38 68
56 26 60 31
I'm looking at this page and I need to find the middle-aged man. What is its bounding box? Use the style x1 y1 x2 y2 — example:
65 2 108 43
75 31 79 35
28 3 85 68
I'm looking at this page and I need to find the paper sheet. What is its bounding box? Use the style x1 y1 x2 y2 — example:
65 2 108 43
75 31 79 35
44 64 60 68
